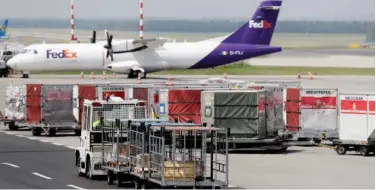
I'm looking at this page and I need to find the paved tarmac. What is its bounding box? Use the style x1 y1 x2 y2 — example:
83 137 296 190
0 132 116 189
0 75 374 189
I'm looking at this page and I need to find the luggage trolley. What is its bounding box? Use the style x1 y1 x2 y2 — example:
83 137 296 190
101 119 168 187
128 123 230 189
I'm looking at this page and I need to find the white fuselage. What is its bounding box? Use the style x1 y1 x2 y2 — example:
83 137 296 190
8 41 220 74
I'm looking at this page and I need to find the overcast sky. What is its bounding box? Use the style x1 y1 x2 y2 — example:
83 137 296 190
0 0 374 21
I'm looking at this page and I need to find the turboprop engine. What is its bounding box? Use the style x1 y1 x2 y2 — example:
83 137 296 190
111 40 146 53
105 60 140 74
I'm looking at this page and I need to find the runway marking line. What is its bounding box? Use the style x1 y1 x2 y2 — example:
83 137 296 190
15 134 25 138
27 137 37 140
66 184 86 190
38 140 48 143
32 172 52 180
1 163 20 168
66 146 76 149
52 143 64 146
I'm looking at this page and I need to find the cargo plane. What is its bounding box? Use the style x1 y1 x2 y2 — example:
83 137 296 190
7 0 283 79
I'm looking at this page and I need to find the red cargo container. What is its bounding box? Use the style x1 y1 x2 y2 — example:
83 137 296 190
26 84 42 124
284 88 301 131
168 90 201 124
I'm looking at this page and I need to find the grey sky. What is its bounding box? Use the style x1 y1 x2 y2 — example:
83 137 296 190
0 0 374 21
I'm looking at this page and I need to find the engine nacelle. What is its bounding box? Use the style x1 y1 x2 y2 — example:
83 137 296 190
105 60 141 74
111 40 143 53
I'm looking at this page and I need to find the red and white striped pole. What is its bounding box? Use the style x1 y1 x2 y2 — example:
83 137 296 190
139 0 144 39
70 0 77 41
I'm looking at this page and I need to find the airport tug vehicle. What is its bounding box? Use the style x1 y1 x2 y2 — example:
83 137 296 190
75 99 148 183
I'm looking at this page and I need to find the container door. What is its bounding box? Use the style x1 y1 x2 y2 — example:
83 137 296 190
78 85 96 128
339 93 370 141
367 94 375 141
284 88 301 132
168 89 201 124
42 84 75 123
26 84 42 124
300 88 338 138
133 88 149 115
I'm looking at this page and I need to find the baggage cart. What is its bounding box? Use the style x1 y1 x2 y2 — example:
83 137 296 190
126 123 229 189
103 119 169 187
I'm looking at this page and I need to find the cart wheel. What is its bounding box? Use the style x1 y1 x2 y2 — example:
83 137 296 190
335 145 347 155
134 180 139 189
280 147 288 153
360 146 369 156
77 158 84 177
86 158 94 180
107 171 114 185
32 128 42 136
141 184 147 189
8 122 18 131
48 128 56 137
135 180 144 189
116 174 122 187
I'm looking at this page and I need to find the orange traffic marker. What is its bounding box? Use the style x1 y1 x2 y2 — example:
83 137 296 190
136 72 141 84
102 71 107 80
308 72 313 80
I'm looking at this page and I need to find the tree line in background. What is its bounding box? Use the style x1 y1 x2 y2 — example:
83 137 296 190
8 19 375 34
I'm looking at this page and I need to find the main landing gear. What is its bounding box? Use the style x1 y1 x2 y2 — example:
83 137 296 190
128 70 146 79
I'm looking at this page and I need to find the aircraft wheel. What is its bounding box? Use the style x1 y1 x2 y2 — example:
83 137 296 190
128 71 136 79
141 72 147 79
360 146 370 156
22 74 29 78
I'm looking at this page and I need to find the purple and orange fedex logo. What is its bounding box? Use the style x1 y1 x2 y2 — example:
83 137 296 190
46 49 77 59
249 20 272 29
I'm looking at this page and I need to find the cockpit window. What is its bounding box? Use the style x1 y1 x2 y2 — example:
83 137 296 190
20 49 38 54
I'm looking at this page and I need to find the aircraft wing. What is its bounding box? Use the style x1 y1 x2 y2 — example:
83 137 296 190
10 32 106 41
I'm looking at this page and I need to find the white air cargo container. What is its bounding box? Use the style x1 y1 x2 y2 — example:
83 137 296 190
333 93 375 156
1 85 27 130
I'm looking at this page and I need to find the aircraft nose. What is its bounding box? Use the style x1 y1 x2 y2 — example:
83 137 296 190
6 57 18 69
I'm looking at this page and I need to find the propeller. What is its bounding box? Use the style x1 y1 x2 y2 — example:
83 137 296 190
90 30 96 43
103 30 114 61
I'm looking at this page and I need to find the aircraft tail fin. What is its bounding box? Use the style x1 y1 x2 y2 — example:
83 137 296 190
0 19 9 38
221 0 282 45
